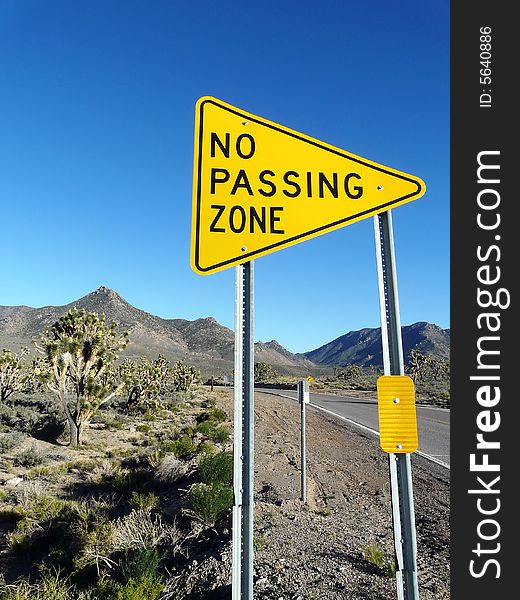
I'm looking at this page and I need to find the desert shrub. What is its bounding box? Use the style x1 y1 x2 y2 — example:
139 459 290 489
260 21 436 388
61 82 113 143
187 482 233 528
198 452 233 486
113 469 149 496
112 509 182 552
0 431 26 452
129 492 159 512
85 458 122 485
94 412 126 431
170 435 197 459
13 446 46 468
121 546 162 582
361 544 396 577
197 441 217 456
0 568 92 599
195 420 215 437
70 506 114 575
136 424 152 433
95 574 163 600
7 496 78 557
0 396 65 440
31 412 66 442
154 455 185 483
211 425 230 445
196 407 226 424
156 439 178 455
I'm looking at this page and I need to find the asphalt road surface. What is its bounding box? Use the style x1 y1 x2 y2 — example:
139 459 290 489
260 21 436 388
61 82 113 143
257 387 450 469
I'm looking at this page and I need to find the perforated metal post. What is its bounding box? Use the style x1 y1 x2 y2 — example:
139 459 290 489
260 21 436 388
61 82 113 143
232 261 254 600
374 211 419 600
297 380 309 502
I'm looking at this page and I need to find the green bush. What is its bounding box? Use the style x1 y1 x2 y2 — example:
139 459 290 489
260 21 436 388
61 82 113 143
0 431 26 452
171 435 197 459
121 547 162 582
96 575 163 600
13 446 46 468
70 507 114 573
0 568 92 599
188 482 233 527
136 424 152 434
196 407 226 424
195 420 215 437
211 425 230 445
129 492 159 512
113 469 148 495
361 544 396 577
197 441 217 456
198 452 233 485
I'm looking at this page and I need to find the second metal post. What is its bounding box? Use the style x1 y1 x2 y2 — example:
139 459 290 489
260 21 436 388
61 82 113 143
297 380 309 502
374 211 419 600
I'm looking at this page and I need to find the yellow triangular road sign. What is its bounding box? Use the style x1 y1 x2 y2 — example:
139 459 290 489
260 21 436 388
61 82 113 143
191 97 425 275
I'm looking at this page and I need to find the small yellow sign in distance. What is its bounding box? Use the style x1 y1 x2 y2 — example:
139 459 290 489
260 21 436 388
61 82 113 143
376 375 418 454
191 96 426 275
307 375 314 384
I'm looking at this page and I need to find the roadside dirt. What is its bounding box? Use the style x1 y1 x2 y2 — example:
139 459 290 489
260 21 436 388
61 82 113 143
219 389 450 600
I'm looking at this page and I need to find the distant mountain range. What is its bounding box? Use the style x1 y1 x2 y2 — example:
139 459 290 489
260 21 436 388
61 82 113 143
300 322 450 367
0 286 449 375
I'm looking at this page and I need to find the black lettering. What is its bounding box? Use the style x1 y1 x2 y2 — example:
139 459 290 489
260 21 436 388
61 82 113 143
231 169 253 195
283 171 301 197
210 168 230 194
236 134 256 159
258 170 276 197
306 172 313 197
344 173 363 199
209 205 226 232
318 172 338 198
210 132 230 158
250 206 266 233
270 207 284 233
229 206 246 233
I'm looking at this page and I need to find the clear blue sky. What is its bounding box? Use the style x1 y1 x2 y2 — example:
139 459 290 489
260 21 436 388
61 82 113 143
0 0 449 353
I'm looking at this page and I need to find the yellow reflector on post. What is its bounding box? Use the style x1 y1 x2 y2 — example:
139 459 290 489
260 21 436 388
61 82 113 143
377 375 418 454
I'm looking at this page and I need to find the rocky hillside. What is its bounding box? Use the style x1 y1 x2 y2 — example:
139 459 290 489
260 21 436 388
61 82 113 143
301 322 450 367
0 286 313 375
0 288 449 374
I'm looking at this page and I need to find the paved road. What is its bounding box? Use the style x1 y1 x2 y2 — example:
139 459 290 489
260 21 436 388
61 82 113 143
257 388 450 468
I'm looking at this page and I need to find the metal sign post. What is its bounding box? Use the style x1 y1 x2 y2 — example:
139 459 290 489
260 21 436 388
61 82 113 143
297 380 309 502
232 261 254 600
374 211 419 600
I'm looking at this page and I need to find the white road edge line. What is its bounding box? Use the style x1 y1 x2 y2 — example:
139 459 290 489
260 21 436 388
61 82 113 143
310 402 450 471
256 390 450 471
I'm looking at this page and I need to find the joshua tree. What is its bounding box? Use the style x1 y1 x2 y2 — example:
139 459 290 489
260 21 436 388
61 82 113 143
0 348 30 402
119 354 169 411
254 362 275 383
407 349 432 385
35 308 128 446
334 364 362 381
169 360 201 392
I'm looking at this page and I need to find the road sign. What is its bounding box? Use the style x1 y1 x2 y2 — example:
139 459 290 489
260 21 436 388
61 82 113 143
191 96 426 275
306 375 314 384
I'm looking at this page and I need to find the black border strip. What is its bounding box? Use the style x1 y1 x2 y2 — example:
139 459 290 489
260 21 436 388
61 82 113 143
195 99 423 273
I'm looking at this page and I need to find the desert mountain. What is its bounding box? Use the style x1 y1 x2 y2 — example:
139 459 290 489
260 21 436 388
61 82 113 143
300 322 450 367
0 288 449 374
0 286 312 375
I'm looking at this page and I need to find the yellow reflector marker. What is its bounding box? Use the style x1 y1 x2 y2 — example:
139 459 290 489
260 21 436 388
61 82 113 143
376 375 418 454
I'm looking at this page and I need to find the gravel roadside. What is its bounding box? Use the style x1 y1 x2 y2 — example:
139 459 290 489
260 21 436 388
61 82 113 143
217 390 450 600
